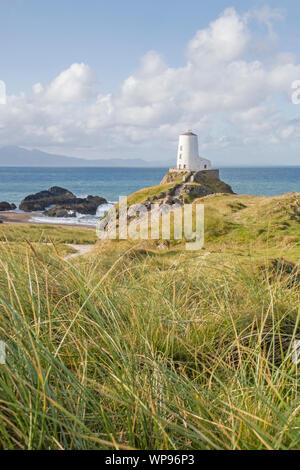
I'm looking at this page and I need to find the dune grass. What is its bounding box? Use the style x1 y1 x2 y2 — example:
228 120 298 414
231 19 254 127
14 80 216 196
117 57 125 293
0 236 299 450
0 191 299 449
0 224 97 244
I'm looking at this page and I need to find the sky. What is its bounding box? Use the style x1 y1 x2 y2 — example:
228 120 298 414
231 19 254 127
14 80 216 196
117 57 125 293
0 0 300 166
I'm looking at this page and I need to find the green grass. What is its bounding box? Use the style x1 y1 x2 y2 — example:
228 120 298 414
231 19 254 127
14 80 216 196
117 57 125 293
0 191 299 450
126 183 175 205
0 237 299 449
0 224 97 244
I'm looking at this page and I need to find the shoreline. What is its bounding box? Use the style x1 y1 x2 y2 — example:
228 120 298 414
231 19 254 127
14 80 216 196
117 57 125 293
0 211 95 229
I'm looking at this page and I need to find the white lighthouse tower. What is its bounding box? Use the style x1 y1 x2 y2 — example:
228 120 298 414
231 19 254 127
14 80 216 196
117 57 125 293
177 131 211 171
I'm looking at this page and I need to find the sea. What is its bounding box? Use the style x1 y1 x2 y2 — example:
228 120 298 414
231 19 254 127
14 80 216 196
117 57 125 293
0 166 299 227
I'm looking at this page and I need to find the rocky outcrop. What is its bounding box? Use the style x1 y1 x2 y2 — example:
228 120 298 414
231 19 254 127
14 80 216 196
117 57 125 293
180 183 213 201
19 187 107 216
138 172 234 209
44 196 107 217
189 171 233 194
161 170 234 195
160 171 191 185
99 168 237 242
160 169 219 184
0 201 17 211
20 187 75 212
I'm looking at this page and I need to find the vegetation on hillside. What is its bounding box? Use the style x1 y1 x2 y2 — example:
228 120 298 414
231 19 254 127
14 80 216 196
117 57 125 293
0 191 299 450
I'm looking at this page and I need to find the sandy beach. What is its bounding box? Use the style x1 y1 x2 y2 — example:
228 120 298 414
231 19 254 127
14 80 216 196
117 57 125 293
0 211 95 229
0 212 33 224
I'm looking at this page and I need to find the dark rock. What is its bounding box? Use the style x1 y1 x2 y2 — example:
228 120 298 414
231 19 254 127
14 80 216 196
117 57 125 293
167 184 181 197
19 186 107 216
0 201 17 211
20 186 75 212
46 208 76 218
165 196 182 205
44 195 107 217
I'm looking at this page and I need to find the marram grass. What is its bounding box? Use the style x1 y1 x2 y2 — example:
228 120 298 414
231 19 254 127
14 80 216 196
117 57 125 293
0 239 299 450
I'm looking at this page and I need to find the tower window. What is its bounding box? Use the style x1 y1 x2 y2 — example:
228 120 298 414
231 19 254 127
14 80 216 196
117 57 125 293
179 154 182 159
180 146 183 151
204 165 207 169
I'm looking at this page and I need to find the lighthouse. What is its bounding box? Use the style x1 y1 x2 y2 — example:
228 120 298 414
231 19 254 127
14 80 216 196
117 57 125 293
177 131 211 171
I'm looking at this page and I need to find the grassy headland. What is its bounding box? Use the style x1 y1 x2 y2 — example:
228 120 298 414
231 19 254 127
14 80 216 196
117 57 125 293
0 185 299 450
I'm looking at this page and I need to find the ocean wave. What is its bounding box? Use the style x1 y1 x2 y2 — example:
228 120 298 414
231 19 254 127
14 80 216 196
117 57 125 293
30 202 115 227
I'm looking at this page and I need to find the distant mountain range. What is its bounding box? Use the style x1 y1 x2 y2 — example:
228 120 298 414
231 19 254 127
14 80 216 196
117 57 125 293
0 146 171 167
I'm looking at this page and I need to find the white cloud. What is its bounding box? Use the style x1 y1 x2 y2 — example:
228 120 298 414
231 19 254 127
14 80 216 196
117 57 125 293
32 83 44 94
0 80 6 105
1 7 300 164
45 63 97 103
187 8 250 63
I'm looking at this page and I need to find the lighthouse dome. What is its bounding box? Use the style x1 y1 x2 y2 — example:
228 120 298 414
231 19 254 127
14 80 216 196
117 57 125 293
181 131 197 136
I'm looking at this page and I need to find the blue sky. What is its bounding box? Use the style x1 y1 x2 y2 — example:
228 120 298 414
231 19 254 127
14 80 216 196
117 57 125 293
0 0 300 165
2 0 300 94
